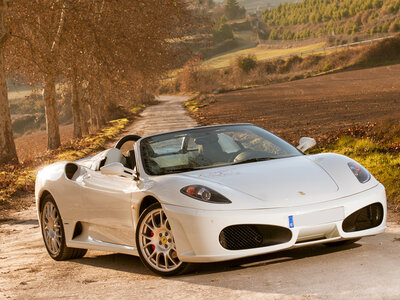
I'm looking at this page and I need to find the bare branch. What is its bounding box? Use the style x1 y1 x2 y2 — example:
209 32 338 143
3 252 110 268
51 0 67 53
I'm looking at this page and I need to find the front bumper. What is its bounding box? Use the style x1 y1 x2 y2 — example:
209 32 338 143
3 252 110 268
164 184 386 263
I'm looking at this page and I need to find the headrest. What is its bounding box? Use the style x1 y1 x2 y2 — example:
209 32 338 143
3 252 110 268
104 148 125 166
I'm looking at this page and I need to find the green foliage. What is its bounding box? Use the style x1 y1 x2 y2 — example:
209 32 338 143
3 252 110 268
261 0 398 39
389 18 400 32
382 22 390 32
386 0 400 13
282 30 295 40
236 54 257 73
294 29 315 40
269 29 279 40
224 0 246 20
263 0 390 27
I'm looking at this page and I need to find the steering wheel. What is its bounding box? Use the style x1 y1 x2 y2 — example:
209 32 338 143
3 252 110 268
115 134 142 149
231 149 274 163
230 150 254 163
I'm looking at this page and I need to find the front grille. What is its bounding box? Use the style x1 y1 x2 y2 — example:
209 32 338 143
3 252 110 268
219 224 292 250
342 203 384 233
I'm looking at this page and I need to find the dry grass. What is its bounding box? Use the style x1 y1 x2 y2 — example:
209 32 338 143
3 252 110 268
14 125 74 163
201 42 325 69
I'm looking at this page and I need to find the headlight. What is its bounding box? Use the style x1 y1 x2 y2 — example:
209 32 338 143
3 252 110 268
348 161 371 183
180 185 231 204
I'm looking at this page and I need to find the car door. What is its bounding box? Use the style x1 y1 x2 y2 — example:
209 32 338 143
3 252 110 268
77 168 138 246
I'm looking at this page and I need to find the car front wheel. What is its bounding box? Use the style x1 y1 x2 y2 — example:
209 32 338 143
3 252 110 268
136 202 189 276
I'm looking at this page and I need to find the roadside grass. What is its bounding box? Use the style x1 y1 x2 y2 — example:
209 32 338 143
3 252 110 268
310 136 400 207
0 104 148 207
201 42 325 69
183 93 202 112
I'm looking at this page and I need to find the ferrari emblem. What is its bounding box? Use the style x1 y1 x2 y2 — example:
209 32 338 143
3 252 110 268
298 191 306 195
161 236 167 244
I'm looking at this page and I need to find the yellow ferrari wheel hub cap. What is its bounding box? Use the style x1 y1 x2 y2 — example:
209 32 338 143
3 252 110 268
161 236 167 244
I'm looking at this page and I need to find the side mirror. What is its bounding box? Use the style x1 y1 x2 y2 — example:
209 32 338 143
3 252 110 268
100 162 138 180
297 137 316 152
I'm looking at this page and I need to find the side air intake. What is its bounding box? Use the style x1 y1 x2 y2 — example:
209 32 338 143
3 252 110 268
342 203 384 233
65 163 79 180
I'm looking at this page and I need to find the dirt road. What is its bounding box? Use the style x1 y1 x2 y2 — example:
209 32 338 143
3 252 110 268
193 64 400 143
1 95 400 299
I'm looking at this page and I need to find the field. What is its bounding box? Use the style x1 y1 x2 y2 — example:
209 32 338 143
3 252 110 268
201 42 325 69
191 64 400 142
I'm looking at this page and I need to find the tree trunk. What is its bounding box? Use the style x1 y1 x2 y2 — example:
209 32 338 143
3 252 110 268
89 103 99 133
97 103 106 127
43 74 61 150
80 98 89 136
0 49 18 165
71 73 82 139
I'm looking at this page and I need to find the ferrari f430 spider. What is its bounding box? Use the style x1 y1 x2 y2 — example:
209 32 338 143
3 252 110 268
35 124 386 275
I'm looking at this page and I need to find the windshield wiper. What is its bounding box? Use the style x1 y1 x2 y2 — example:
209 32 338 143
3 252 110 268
232 157 278 165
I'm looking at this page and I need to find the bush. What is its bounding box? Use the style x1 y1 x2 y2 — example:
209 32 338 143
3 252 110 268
212 23 234 43
236 54 257 73
357 35 400 64
269 29 279 40
178 58 201 92
389 19 400 32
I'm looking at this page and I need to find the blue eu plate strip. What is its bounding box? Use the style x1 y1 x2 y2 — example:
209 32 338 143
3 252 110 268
288 215 294 228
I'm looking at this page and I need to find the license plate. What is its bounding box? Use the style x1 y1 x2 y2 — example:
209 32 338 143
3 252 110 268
288 207 345 228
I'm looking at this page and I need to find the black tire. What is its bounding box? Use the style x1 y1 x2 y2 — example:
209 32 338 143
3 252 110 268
324 238 361 247
136 202 191 276
40 194 87 261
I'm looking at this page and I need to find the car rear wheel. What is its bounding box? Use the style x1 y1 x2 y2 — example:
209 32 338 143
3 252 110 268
40 194 87 260
136 203 189 276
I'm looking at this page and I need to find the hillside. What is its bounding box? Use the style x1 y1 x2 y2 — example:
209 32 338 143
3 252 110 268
214 0 299 12
262 0 400 41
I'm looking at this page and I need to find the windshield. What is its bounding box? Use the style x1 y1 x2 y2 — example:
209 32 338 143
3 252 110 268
140 125 302 176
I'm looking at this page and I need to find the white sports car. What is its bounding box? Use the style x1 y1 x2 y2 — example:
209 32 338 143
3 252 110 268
35 124 386 275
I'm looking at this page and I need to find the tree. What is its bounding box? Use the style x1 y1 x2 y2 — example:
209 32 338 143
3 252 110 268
57 1 198 136
225 0 246 20
0 0 18 165
8 0 67 150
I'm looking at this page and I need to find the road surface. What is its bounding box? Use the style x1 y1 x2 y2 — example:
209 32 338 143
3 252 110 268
1 95 400 299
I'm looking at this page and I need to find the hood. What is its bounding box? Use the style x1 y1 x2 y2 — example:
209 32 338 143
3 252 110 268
184 156 340 208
